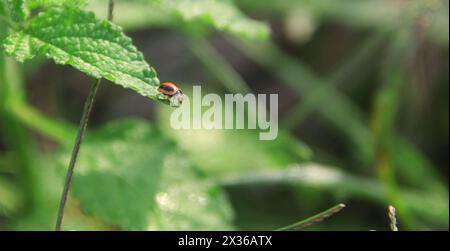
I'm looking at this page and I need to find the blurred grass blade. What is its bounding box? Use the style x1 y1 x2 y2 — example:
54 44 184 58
8 102 76 145
281 33 386 130
2 57 76 145
218 163 449 227
388 138 447 193
371 29 422 230
229 37 375 163
185 35 250 93
327 33 385 86
0 41 38 217
282 33 385 131
276 203 345 231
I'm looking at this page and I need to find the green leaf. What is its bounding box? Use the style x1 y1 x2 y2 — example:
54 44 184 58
9 153 113 230
2 7 170 104
87 0 270 40
164 0 270 40
6 0 29 22
57 119 234 230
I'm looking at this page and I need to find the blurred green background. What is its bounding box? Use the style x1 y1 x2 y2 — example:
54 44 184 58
0 0 448 230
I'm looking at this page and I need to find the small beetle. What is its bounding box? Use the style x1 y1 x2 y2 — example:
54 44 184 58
158 82 184 106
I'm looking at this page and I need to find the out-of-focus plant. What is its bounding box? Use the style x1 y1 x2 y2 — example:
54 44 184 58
0 0 448 231
0 0 271 230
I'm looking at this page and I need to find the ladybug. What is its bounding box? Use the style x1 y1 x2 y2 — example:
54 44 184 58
158 82 184 106
158 82 182 96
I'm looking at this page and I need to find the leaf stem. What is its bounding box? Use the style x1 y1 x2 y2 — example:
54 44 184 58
55 0 115 231
275 203 346 231
55 78 101 231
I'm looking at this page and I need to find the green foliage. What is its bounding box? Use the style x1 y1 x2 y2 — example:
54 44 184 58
238 0 448 46
0 1 6 16
6 0 28 22
87 0 270 40
56 119 233 230
0 177 23 216
2 7 169 103
219 163 449 226
162 0 270 39
26 0 87 9
231 38 375 163
0 0 448 231
157 102 312 177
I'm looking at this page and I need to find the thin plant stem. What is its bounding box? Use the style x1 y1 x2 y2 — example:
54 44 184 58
55 0 114 231
55 78 100 231
388 205 399 231
275 203 346 231
108 0 115 21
